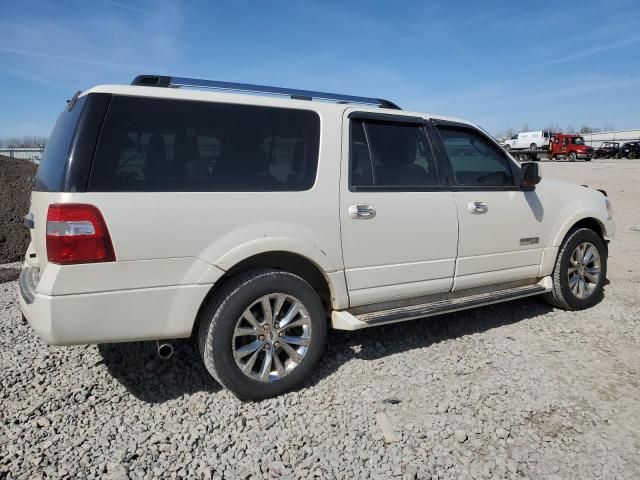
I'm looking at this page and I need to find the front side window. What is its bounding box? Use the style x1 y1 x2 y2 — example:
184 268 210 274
89 96 320 192
436 125 515 187
350 119 438 188
571 137 585 145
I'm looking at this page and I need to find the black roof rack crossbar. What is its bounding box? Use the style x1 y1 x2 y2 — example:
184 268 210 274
131 75 401 110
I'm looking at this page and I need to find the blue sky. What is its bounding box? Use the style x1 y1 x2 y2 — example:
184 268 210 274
0 0 639 137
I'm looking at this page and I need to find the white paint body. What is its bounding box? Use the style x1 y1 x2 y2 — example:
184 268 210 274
19 85 615 345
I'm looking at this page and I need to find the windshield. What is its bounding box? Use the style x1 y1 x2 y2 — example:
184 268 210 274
571 137 585 145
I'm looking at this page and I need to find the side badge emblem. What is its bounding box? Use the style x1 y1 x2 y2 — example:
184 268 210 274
520 237 540 246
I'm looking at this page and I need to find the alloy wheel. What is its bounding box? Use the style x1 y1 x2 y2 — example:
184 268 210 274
568 242 601 299
232 293 311 382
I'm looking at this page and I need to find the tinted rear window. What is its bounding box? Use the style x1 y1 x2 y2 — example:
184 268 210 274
34 96 87 191
88 96 320 192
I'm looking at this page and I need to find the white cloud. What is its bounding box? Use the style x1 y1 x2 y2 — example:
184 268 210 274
534 35 640 68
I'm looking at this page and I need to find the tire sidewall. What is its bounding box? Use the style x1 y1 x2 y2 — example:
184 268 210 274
557 229 607 309
202 270 327 400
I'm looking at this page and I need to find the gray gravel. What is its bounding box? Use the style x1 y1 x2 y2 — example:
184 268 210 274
2 160 640 479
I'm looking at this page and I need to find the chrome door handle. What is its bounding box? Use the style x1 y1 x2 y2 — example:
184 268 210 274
468 201 488 214
349 204 376 219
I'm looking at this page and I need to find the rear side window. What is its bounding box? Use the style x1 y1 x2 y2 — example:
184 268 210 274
436 125 515 187
89 96 320 192
350 119 438 189
35 96 87 191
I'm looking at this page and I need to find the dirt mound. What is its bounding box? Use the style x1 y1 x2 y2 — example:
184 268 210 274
0 155 37 263
0 268 20 283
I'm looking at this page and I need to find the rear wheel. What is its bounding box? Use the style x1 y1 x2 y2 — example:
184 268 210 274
198 269 327 400
615 153 623 159
568 152 577 162
544 228 607 310
630 152 636 160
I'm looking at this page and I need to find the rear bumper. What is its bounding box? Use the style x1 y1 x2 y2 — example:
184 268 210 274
19 266 212 345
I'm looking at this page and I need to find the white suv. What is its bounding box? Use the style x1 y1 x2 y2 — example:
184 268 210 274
19 75 614 399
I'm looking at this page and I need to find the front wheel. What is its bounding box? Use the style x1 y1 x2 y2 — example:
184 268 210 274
630 152 636 160
568 152 577 162
198 269 327 399
544 228 607 310
504 144 511 151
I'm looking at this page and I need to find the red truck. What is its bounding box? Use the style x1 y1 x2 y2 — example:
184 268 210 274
549 134 594 161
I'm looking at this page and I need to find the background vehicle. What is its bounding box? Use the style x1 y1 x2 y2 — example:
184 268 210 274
616 142 640 159
19 75 614 399
503 130 552 151
550 134 594 161
594 142 620 159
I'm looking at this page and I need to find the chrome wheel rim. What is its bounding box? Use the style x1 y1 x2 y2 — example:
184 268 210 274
568 242 601 299
232 293 311 383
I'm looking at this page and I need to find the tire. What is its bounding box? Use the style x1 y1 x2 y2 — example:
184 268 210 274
568 152 577 162
504 144 511 151
615 153 622 159
530 143 537 150
543 228 607 310
630 152 636 160
585 158 592 162
198 269 327 400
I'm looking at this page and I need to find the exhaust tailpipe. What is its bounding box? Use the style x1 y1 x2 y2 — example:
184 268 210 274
156 341 174 360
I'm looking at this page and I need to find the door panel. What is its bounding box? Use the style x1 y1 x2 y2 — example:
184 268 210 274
341 191 459 306
433 122 543 291
341 114 458 307
452 190 543 290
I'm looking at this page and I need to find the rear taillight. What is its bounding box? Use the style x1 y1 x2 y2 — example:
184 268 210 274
46 204 115 265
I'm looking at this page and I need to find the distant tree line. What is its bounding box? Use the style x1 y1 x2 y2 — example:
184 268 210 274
495 124 615 141
0 136 48 148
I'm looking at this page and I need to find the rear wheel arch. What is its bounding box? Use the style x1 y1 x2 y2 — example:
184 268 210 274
192 251 335 337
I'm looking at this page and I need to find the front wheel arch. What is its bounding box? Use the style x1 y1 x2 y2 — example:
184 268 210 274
553 216 607 252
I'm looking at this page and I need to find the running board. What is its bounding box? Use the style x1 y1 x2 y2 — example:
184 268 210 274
332 280 550 331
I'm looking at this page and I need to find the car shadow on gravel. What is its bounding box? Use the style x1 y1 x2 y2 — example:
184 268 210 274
309 297 556 386
98 339 221 403
99 297 554 403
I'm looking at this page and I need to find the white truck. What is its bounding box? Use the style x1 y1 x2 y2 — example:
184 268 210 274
19 75 614 399
503 131 552 151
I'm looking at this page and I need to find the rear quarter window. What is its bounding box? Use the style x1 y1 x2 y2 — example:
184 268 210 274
88 96 321 192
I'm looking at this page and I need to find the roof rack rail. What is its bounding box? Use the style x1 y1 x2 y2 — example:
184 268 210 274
131 75 401 110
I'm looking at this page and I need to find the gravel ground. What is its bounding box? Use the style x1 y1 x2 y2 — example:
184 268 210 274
1 160 639 480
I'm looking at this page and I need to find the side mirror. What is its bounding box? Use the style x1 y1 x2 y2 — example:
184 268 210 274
521 162 541 190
